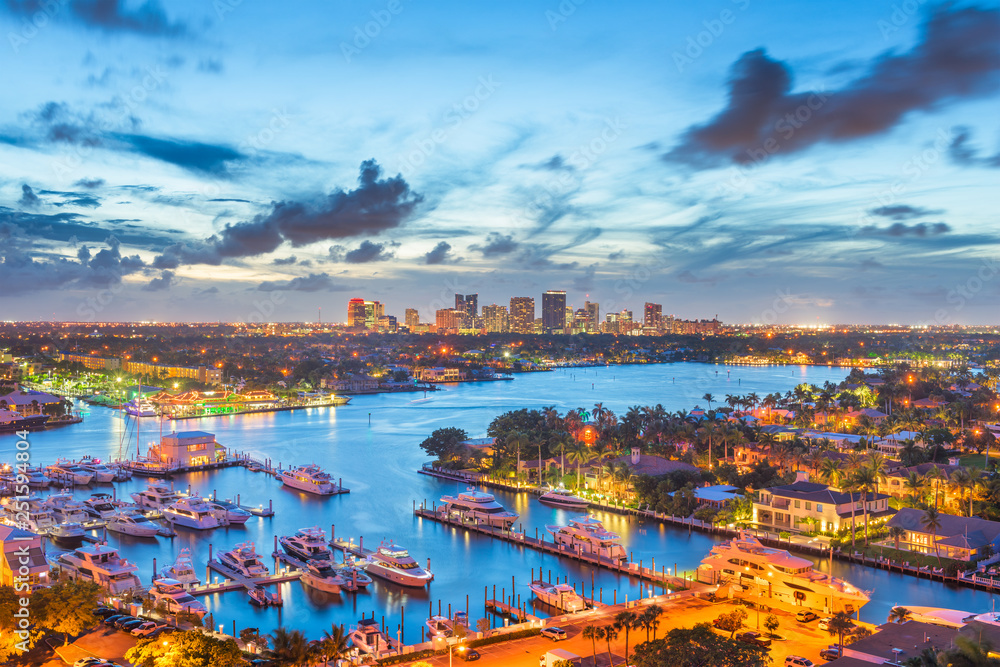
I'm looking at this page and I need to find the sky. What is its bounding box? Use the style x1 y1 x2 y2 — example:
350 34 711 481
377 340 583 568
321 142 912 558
1 0 999 325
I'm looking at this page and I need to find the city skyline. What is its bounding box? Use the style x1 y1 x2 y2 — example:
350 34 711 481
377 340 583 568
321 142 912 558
2 1 1000 325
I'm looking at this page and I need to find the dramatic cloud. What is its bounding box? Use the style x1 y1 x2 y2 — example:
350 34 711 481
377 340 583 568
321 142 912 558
861 222 951 237
257 272 341 292
948 127 1000 167
472 232 519 257
18 184 39 208
3 0 186 37
153 160 421 267
39 189 101 208
142 270 174 291
665 5 1000 166
868 204 943 220
0 236 144 295
119 134 245 175
271 256 298 266
424 241 454 265
344 240 396 263
74 178 106 189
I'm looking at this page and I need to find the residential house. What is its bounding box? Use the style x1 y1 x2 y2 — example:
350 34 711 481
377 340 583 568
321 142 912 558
879 462 962 506
0 524 48 590
872 430 925 457
885 508 1000 561
754 474 895 533
415 367 465 383
844 407 888 424
0 389 66 417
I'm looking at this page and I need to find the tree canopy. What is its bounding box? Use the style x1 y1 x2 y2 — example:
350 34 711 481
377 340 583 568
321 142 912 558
127 630 245 667
631 623 769 667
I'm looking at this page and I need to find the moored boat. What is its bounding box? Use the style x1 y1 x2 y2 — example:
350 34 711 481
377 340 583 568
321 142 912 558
163 497 221 530
278 464 340 495
528 580 586 612
438 488 518 528
158 548 201 587
299 560 349 594
220 542 268 578
546 516 627 563
131 484 184 510
538 486 590 510
363 541 433 587
105 509 160 537
82 493 118 520
279 526 332 562
151 578 207 617
51 543 141 594
349 618 399 655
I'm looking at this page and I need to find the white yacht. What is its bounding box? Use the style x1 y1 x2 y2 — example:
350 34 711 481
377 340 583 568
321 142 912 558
697 531 870 615
279 526 332 562
546 516 627 563
538 486 590 510
151 578 207 617
43 494 89 524
159 548 201 587
426 615 455 638
21 468 51 488
163 497 221 530
76 457 116 483
131 484 184 510
528 581 587 612
438 488 518 529
52 544 141 594
336 556 373 590
206 499 251 525
0 496 56 533
46 463 94 485
219 542 269 578
363 541 433 587
300 560 350 594
125 398 157 417
349 618 399 655
105 510 160 537
82 493 118 520
278 464 340 495
50 522 86 541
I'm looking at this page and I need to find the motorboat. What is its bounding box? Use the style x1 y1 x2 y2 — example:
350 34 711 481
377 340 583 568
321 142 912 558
426 615 455 638
299 560 350 594
158 548 201 587
50 522 86 544
125 398 157 417
349 618 399 655
163 497 221 530
82 493 118 520
697 531 870 615
150 578 208 617
52 544 141 594
336 556 373 590
46 462 94 485
43 494 89 524
205 499 251 525
546 516 627 563
0 496 56 533
105 510 160 537
219 542 269 578
18 468 51 488
538 486 590 510
75 457 116 483
528 580 586 612
438 488 518 529
279 526 332 562
131 484 184 510
363 541 433 587
110 463 132 482
278 464 340 495
248 586 281 607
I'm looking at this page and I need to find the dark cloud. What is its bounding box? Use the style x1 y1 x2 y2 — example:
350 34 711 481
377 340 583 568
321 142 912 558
861 222 951 237
153 160 421 267
0 206 176 248
18 184 40 208
424 241 455 265
117 134 245 175
272 256 298 266
869 204 943 220
607 250 626 261
38 190 101 208
344 240 396 263
472 232 520 257
665 5 1000 167
257 272 342 292
948 127 1000 167
859 258 884 271
571 264 597 292
142 270 174 291
529 154 574 171
3 0 186 37
0 236 144 295
74 178 105 189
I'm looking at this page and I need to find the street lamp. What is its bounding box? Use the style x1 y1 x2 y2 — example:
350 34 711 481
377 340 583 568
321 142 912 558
448 638 466 667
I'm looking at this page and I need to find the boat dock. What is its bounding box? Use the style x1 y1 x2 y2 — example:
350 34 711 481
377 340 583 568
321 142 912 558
168 398 351 421
330 537 374 560
201 558 300 597
413 505 688 591
485 599 538 623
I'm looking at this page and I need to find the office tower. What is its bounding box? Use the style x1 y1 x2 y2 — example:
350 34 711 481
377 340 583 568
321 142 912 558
542 290 567 334
464 293 478 318
644 303 662 328
377 315 397 332
347 298 367 329
585 301 600 333
436 308 464 331
483 304 509 333
509 297 535 334
404 308 419 329
455 294 465 312
363 300 383 329
663 314 675 334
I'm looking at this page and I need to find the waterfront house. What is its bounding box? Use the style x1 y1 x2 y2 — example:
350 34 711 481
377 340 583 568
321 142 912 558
0 389 67 417
872 430 925 457
753 473 895 533
612 447 700 477
415 367 465 383
0 524 49 590
844 407 888 424
321 374 379 392
885 508 1000 561
133 430 225 473
879 462 962 505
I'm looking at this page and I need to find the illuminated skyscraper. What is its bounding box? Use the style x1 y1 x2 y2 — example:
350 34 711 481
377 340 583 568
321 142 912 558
347 298 367 329
542 290 567 334
509 297 535 334
483 304 509 333
644 302 662 329
585 301 600 333
464 293 478 318
404 308 419 329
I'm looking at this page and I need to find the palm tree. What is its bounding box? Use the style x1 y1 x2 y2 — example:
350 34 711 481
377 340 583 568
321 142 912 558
613 611 637 664
888 525 907 551
603 625 619 666
639 605 662 641
702 393 715 411
566 441 593 490
888 606 912 624
950 467 974 517
267 628 310 666
508 431 530 482
582 625 604 666
699 421 719 470
922 507 943 565
903 471 926 507
318 624 350 665
818 457 844 488
925 465 944 509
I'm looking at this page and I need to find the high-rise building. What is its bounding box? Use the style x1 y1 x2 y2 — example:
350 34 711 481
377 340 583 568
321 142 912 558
585 301 600 333
644 303 662 329
464 294 478 318
347 298 367 329
404 308 419 329
542 290 567 334
455 294 465 312
363 300 383 329
509 297 535 334
483 304 509 333
377 315 397 332
435 308 464 331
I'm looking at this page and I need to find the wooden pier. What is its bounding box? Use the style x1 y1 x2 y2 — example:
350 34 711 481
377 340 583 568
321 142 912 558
201 558 298 599
486 599 538 622
413 506 688 591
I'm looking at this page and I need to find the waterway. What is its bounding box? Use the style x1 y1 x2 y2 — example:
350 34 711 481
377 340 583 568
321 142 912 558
9 362 996 640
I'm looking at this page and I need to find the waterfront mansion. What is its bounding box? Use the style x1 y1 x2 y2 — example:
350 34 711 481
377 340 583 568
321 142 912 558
753 473 895 534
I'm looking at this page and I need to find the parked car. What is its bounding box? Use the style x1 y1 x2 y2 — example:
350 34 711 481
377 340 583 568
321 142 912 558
817 617 831 631
460 648 481 661
737 631 772 648
540 627 567 641
120 618 146 631
102 615 127 626
92 607 117 618
73 659 107 667
146 626 177 639
112 616 138 629
819 646 843 660
785 657 815 667
131 622 161 637
795 610 817 622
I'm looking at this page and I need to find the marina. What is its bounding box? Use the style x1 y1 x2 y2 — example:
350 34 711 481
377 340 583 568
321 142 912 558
5 362 1000 646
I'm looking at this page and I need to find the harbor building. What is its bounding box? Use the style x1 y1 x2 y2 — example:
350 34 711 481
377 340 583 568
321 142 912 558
0 524 48 590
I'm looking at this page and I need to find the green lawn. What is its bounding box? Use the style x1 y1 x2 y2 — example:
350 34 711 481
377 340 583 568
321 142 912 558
958 452 998 469
850 541 958 570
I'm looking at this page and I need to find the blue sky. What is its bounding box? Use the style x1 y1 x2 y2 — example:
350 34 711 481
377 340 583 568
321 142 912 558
1 0 999 325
